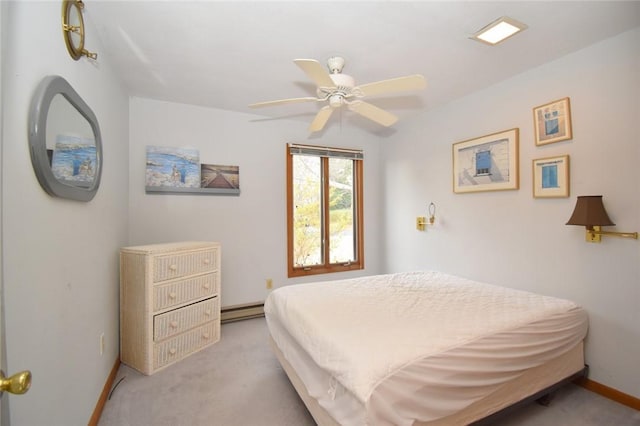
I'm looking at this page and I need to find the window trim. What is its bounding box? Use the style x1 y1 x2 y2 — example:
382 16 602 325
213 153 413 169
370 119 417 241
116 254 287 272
286 143 364 278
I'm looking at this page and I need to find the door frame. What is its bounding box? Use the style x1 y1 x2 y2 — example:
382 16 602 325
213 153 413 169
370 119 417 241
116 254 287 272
1 1 10 424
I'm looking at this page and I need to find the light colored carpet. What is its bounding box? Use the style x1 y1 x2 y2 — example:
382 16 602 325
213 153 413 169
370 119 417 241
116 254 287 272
99 318 639 426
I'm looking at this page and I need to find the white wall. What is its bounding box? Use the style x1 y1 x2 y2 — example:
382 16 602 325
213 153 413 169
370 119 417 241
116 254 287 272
128 98 384 306
1 2 129 425
382 28 640 398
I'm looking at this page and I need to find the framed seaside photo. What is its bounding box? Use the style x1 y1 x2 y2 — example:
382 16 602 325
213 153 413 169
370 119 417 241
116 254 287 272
533 97 572 146
532 155 569 198
453 128 519 194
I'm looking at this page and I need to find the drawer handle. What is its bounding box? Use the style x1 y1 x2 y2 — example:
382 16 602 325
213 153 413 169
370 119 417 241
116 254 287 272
202 333 210 340
170 321 178 328
168 292 177 299
169 348 177 355
203 259 210 265
204 309 211 317
203 283 210 290
169 264 177 272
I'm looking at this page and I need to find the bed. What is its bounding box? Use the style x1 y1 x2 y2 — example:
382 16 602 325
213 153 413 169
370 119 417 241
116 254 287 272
264 271 588 425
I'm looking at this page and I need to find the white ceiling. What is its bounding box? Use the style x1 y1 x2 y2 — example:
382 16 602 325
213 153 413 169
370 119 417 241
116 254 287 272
86 1 640 133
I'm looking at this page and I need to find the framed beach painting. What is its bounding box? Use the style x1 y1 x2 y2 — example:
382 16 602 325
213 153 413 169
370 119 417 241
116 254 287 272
532 155 569 198
453 128 519 194
533 97 572 146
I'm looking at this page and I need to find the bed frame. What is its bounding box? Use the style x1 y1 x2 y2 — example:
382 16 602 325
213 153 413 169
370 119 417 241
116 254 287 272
270 337 587 425
472 364 588 425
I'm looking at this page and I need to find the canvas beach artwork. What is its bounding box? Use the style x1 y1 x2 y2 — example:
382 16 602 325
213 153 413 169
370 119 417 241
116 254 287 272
146 146 200 189
200 164 240 193
51 134 98 187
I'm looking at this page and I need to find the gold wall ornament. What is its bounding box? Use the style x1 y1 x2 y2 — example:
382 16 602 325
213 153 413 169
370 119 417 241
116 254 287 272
61 0 97 60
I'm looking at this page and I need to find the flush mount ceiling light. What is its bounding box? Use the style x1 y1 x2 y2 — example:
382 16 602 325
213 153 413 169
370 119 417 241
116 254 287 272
471 16 528 45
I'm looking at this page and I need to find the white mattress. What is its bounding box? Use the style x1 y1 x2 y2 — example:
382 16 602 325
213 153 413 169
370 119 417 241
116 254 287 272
264 271 588 425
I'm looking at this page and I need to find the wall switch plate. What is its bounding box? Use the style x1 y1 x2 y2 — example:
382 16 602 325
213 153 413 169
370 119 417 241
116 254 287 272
266 278 273 290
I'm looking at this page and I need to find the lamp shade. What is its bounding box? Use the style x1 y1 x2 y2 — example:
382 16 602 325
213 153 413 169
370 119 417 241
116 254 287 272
566 195 615 226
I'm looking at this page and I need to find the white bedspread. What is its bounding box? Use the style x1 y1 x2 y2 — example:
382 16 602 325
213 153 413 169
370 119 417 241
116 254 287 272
265 271 588 425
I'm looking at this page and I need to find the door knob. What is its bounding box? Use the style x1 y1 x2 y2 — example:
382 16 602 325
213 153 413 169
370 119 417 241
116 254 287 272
0 370 32 395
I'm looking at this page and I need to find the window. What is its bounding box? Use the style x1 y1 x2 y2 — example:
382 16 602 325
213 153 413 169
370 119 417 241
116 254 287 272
475 150 491 176
286 143 364 277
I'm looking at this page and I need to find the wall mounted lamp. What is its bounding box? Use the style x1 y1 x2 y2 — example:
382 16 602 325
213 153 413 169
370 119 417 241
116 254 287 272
566 195 638 243
416 202 436 231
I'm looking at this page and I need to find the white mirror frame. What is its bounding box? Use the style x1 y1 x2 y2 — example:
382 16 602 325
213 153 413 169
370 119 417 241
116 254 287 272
28 75 102 201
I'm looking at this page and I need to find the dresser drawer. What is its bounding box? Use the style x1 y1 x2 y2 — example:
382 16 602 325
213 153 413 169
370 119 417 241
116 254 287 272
153 321 220 370
153 273 218 311
153 297 219 341
153 247 218 282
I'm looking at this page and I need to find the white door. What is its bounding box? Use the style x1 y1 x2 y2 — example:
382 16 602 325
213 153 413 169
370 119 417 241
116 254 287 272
0 245 31 426
0 5 32 425
0 263 31 426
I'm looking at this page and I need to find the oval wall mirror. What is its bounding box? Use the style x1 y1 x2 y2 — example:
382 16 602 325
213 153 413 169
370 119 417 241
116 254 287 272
28 75 102 201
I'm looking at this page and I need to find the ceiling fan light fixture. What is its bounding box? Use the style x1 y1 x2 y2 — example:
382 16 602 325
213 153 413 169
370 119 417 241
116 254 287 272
472 16 527 45
329 94 344 108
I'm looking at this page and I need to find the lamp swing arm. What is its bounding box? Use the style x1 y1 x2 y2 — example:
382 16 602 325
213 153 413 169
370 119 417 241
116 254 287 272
587 226 638 240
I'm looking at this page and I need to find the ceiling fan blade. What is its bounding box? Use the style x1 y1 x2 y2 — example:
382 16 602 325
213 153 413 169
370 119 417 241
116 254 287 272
357 74 426 97
294 59 336 88
248 97 319 108
348 101 398 127
309 105 334 132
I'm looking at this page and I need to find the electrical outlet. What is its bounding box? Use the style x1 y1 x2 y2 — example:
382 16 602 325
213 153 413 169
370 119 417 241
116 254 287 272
100 333 105 356
266 278 273 290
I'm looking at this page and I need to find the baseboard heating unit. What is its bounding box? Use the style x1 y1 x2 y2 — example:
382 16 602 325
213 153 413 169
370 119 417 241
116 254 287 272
221 302 265 323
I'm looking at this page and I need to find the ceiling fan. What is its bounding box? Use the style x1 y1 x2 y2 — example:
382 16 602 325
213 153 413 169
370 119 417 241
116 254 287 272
249 57 427 132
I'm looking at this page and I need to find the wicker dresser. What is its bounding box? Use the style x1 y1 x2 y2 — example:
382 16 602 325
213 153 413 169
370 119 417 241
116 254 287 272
120 241 221 375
